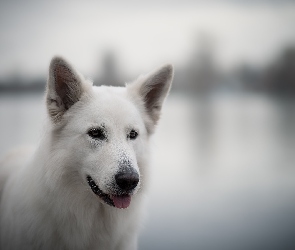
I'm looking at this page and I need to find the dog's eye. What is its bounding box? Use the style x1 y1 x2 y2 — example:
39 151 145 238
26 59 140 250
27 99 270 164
88 128 106 140
128 130 138 140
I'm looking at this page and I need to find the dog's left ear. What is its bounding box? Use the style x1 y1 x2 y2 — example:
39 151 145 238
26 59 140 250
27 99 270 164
46 56 89 123
128 64 173 130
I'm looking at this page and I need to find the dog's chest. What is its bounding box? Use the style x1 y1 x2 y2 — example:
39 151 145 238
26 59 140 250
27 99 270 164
50 205 136 250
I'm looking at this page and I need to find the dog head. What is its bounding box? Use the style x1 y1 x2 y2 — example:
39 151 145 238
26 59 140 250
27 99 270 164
45 57 173 209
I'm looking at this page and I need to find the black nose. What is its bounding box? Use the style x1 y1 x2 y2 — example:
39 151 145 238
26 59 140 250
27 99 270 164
115 171 139 191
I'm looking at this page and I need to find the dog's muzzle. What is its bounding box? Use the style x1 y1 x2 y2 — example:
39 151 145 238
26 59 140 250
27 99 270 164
86 168 139 209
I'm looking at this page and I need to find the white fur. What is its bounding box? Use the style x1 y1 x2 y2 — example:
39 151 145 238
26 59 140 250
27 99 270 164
0 57 173 250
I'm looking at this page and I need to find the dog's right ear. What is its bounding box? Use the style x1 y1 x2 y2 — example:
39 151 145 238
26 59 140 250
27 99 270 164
127 64 173 133
46 56 88 123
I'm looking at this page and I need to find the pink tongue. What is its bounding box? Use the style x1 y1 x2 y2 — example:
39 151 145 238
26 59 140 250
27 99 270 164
111 195 131 209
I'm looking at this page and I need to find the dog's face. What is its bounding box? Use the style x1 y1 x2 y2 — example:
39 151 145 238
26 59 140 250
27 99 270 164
46 57 173 209
56 88 148 209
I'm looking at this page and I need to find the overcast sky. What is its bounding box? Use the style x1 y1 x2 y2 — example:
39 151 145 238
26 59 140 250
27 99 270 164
0 0 295 79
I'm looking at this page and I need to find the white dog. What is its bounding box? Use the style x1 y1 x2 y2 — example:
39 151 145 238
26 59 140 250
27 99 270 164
0 57 173 250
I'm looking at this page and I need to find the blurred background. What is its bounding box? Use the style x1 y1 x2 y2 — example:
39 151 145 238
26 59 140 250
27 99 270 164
1 0 295 249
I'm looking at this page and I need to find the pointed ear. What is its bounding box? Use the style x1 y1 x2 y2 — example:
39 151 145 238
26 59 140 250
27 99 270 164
128 64 173 130
46 56 88 123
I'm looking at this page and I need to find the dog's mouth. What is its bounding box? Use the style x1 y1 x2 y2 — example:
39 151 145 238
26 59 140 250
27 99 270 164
86 175 131 209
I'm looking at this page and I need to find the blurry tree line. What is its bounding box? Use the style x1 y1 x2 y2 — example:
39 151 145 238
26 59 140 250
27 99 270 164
0 39 294 96
172 35 295 96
